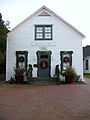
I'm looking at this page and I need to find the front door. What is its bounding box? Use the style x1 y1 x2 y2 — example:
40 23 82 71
37 51 51 77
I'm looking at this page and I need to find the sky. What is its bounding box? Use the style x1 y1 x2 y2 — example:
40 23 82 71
0 0 90 46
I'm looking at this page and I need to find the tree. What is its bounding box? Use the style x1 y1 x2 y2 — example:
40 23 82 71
0 13 9 73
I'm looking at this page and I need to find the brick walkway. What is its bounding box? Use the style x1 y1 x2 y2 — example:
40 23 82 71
0 78 90 120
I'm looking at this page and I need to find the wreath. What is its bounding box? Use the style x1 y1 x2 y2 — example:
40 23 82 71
63 56 69 63
40 60 48 69
19 56 25 63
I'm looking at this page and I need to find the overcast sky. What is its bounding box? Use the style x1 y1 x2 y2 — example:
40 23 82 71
0 0 90 46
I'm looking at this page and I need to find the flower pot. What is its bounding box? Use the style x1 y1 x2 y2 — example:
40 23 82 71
66 76 75 84
15 75 24 84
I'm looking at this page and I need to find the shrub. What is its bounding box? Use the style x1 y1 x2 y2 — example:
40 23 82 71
8 77 16 84
14 68 25 76
62 66 76 77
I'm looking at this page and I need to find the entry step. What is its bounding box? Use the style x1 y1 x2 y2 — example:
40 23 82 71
30 77 57 85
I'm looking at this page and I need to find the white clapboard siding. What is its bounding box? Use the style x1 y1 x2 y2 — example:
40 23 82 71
6 6 85 81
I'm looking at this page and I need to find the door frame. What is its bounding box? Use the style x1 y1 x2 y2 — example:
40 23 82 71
36 51 52 77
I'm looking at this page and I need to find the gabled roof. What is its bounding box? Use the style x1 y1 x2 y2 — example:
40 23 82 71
83 46 90 57
8 5 86 39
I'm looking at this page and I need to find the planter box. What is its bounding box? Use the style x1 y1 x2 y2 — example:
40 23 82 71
66 76 75 84
15 75 24 84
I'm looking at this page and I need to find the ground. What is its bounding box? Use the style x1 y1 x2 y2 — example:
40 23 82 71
0 78 90 120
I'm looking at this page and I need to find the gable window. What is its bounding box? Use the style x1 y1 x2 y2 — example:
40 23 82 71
86 60 89 70
35 25 52 40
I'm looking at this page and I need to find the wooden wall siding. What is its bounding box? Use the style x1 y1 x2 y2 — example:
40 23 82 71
6 15 83 80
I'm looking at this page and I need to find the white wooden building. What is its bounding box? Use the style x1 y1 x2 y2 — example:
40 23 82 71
6 6 85 81
83 46 90 74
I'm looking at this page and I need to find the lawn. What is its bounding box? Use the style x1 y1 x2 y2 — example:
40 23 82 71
84 74 90 79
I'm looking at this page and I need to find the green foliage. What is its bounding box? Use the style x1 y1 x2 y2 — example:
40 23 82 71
14 68 25 76
75 75 80 82
0 51 5 64
8 77 16 84
53 74 58 79
61 66 83 84
54 65 61 85
62 66 77 77
84 74 90 78
55 64 60 75
0 13 10 73
25 64 33 84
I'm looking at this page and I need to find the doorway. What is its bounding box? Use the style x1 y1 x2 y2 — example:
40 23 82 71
37 51 51 77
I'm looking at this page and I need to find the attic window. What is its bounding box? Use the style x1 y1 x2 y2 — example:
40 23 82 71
35 25 52 40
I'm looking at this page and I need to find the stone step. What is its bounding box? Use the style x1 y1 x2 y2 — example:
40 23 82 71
30 77 57 85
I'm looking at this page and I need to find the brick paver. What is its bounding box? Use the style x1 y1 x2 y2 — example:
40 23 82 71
0 78 90 120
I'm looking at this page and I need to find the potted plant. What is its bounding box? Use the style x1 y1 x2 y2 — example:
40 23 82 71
14 67 25 83
62 66 76 84
25 64 33 84
55 64 61 85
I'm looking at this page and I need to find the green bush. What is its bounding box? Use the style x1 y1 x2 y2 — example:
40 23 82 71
25 64 33 84
8 77 16 84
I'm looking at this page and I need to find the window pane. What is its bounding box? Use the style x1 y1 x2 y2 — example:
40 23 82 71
36 27 43 32
36 33 43 39
40 55 48 58
45 27 51 32
35 25 52 40
40 55 45 58
45 33 51 39
86 60 89 70
45 55 48 58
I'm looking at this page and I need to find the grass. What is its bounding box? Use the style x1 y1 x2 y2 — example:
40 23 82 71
84 74 90 79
